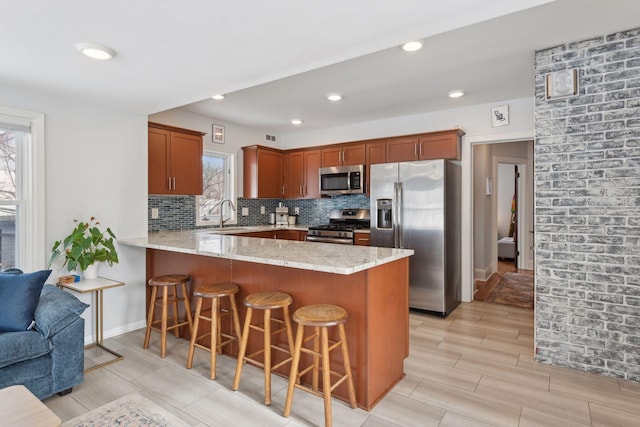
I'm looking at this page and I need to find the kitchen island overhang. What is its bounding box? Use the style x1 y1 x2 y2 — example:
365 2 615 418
120 230 413 410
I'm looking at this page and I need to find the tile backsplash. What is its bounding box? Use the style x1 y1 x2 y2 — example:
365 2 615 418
148 195 370 231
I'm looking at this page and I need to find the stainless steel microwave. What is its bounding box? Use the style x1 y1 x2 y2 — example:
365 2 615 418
319 165 365 195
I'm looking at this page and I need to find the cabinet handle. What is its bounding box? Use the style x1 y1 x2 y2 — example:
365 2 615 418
414 144 417 156
303 185 306 195
168 177 171 190
419 144 422 158
282 186 285 195
172 177 176 190
300 185 303 195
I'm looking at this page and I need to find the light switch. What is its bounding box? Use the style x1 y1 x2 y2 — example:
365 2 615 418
151 208 159 219
260 206 265 214
294 207 300 215
242 207 249 216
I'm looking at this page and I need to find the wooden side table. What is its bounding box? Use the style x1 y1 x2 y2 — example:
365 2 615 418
0 385 61 426
57 277 125 372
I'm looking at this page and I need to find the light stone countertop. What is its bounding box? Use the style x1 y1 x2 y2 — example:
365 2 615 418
119 228 412 275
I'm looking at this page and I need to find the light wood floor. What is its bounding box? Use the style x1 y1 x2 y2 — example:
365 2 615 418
44 302 640 426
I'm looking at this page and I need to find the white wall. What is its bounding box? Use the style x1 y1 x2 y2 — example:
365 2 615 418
497 163 515 238
0 82 148 342
149 109 271 198
280 97 535 302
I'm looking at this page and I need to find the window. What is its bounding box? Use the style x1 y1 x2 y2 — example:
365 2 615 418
0 107 44 272
196 150 235 227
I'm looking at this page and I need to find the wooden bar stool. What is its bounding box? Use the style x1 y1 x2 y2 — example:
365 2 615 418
186 282 242 379
143 274 193 358
232 291 294 406
283 304 357 427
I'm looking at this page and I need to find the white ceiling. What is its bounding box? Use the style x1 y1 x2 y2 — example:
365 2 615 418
3 0 639 134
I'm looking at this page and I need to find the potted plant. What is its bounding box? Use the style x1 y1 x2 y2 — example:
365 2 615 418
50 217 119 279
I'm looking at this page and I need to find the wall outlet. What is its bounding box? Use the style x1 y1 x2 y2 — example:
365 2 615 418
294 207 299 215
151 208 159 219
260 206 265 214
242 207 249 216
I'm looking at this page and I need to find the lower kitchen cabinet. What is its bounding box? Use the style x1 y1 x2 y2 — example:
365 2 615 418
354 232 371 246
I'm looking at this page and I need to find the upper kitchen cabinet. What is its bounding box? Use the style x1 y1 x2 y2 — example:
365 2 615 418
321 142 366 167
148 122 204 195
365 139 386 195
285 148 321 199
243 145 284 198
386 129 464 162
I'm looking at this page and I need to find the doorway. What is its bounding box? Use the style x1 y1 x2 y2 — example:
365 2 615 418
471 140 534 307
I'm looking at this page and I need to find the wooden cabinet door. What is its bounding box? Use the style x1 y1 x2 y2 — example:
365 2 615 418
257 149 283 198
342 143 366 166
285 151 304 198
366 140 386 195
285 230 301 241
244 146 284 198
354 233 371 246
321 146 343 167
149 123 204 195
419 132 460 160
303 149 321 198
170 131 203 195
148 127 171 194
386 136 419 163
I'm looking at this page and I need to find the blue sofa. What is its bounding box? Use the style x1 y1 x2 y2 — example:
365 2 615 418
0 284 88 399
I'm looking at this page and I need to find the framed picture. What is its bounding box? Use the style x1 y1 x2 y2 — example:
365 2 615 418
491 105 509 127
212 124 225 144
546 69 578 99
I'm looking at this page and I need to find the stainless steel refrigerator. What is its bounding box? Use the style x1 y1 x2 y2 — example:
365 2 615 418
370 160 461 316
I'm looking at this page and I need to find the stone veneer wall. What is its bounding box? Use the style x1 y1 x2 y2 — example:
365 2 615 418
534 28 640 382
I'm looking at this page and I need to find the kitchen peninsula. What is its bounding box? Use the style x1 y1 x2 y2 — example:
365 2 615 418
119 228 413 410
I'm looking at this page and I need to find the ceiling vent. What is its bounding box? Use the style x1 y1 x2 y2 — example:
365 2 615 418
265 134 277 143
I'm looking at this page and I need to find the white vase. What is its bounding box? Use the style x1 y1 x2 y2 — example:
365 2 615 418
83 263 99 280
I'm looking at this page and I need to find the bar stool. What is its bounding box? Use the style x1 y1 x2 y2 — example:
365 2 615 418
186 282 242 379
232 291 295 405
283 304 357 427
143 274 193 358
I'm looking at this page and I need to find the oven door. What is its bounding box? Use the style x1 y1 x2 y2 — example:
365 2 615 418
306 235 354 245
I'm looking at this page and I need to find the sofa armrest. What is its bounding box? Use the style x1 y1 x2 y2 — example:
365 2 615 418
34 285 89 339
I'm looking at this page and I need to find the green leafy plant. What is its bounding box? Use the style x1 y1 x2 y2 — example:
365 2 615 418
50 217 119 271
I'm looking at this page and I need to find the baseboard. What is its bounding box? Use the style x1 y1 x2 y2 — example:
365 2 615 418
475 263 497 281
84 319 147 346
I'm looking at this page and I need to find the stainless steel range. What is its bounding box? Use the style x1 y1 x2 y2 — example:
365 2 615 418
306 209 370 245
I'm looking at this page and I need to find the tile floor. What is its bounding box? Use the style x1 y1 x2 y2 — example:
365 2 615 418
44 302 640 426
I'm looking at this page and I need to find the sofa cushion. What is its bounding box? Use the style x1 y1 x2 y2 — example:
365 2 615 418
35 285 89 339
0 330 52 369
0 270 51 332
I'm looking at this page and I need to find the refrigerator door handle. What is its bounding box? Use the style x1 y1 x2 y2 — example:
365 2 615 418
395 181 403 248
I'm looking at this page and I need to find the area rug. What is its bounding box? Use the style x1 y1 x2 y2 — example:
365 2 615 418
63 393 190 427
486 271 534 309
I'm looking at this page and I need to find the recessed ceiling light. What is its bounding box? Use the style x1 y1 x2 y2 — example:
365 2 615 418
401 41 422 52
290 119 303 125
211 94 225 100
448 90 465 98
327 93 342 102
75 42 116 60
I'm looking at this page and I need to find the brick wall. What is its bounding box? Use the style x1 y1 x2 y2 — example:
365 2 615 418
534 28 640 382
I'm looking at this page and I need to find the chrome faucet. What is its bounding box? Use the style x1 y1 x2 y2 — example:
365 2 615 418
209 199 236 228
